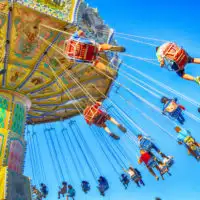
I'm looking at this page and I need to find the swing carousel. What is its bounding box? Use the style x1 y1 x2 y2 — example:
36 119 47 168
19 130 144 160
0 0 200 200
0 0 119 199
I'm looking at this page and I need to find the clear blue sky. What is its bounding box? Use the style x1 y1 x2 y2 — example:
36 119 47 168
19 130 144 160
25 1 200 200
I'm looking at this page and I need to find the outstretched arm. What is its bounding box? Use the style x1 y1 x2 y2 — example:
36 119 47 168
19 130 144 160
179 105 185 110
157 54 165 67
123 168 128 173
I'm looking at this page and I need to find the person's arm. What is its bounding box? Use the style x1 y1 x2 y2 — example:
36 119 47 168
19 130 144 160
123 168 128 173
179 105 185 110
159 58 165 67
138 157 143 164
157 54 165 67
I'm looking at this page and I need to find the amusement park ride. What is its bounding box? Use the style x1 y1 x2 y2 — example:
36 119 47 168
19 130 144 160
0 0 119 199
0 0 200 200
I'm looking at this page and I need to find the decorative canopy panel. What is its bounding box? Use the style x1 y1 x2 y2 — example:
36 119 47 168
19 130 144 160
0 0 120 124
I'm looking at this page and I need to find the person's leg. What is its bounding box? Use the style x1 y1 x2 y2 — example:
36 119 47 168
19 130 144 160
176 68 200 84
140 179 145 186
152 144 168 159
103 125 120 140
109 117 127 133
135 180 140 187
167 171 172 176
147 167 159 180
187 146 197 158
182 74 195 81
192 58 200 64
155 165 164 180
99 44 113 51
177 115 184 124
194 140 200 147
66 195 68 200
177 113 185 124
99 44 125 52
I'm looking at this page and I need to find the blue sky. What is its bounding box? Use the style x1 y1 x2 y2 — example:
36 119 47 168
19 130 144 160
25 0 200 200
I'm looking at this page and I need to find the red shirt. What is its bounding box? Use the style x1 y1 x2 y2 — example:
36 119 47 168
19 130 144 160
139 152 151 165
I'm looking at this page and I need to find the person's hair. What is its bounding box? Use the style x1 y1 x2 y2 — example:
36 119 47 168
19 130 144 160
174 126 181 133
140 149 146 154
155 198 162 200
161 96 168 104
137 134 143 138
129 166 134 170
68 185 72 189
62 182 67 185
156 47 159 52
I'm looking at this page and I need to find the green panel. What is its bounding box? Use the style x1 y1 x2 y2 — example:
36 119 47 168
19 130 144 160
11 103 25 136
0 96 9 128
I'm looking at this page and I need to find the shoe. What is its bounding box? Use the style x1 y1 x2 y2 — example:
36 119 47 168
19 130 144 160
118 124 127 133
155 176 159 181
110 133 120 140
194 76 200 85
110 46 126 52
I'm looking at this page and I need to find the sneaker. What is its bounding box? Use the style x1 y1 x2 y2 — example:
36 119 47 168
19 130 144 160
110 133 120 140
195 76 200 85
110 46 126 52
118 124 127 133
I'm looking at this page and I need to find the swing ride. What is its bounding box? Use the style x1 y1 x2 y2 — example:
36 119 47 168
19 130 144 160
0 0 200 200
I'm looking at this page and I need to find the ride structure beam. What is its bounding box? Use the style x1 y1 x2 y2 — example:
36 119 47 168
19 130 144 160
0 89 32 200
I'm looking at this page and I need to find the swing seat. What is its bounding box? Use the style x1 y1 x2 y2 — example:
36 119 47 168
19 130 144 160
122 178 130 185
164 157 174 168
131 174 141 182
83 104 110 126
163 43 188 70
64 39 99 63
160 165 169 175
82 184 90 192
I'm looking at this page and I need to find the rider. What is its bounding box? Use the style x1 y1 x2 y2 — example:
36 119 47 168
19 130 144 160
40 183 48 198
137 134 168 159
64 30 125 75
32 186 42 200
58 181 67 199
175 126 200 160
66 185 75 200
161 96 185 124
97 176 109 196
138 149 163 180
81 181 90 193
156 42 200 85
123 167 145 187
83 101 127 140
120 174 130 189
